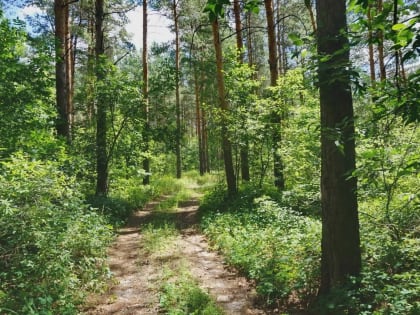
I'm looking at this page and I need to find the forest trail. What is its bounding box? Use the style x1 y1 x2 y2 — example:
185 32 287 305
84 194 267 315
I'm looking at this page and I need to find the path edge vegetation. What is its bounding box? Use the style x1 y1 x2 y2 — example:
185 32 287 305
1 0 419 314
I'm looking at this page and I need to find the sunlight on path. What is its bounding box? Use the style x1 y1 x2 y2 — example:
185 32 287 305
84 197 266 315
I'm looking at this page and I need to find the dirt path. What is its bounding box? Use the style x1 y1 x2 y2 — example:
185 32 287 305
84 197 267 315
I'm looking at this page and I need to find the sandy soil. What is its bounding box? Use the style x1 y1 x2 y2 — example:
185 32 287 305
83 198 267 315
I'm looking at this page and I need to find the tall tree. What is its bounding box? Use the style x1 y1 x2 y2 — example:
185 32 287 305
209 11 237 195
233 0 250 182
264 0 285 189
173 0 182 178
54 0 71 142
377 0 387 81
316 0 361 294
95 0 108 195
367 2 376 84
142 0 151 185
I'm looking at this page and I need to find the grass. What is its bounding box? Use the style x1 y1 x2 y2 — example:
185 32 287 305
136 171 224 314
159 266 225 315
141 221 179 254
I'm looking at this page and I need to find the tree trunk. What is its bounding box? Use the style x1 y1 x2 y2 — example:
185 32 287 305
304 0 317 33
54 0 70 142
194 65 204 175
316 0 361 294
264 0 285 190
246 12 254 68
95 0 108 196
65 3 74 143
202 107 209 173
367 3 376 84
276 0 283 75
86 11 95 124
211 17 237 196
377 0 386 81
174 0 182 179
143 0 150 185
233 0 250 182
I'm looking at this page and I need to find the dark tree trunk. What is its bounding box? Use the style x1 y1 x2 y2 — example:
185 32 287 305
211 17 237 196
54 0 70 142
377 0 387 81
174 0 182 179
142 0 150 185
276 0 283 75
367 3 376 84
264 0 285 190
304 0 317 33
65 4 74 142
194 66 205 176
316 0 361 294
233 0 250 182
95 0 108 196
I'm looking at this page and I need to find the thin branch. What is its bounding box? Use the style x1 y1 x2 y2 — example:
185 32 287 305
114 50 131 65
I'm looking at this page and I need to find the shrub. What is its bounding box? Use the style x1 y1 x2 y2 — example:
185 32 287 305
0 154 113 314
200 189 321 306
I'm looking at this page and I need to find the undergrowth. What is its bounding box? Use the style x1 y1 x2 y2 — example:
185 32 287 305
200 185 321 307
159 267 225 315
0 154 113 314
199 184 419 313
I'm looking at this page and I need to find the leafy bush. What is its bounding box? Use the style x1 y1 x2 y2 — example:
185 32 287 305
0 154 113 314
200 188 321 306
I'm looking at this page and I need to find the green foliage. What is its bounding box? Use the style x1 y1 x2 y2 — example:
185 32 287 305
200 187 321 306
0 11 56 159
0 154 113 314
203 0 230 21
159 268 225 315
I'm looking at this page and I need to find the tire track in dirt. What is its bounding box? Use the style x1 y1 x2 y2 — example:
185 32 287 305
84 198 266 315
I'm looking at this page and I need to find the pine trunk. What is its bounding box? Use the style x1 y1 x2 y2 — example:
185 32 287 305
54 0 70 142
367 4 376 84
377 0 387 81
233 0 250 182
174 0 182 179
264 0 285 190
316 0 361 294
143 0 150 185
211 17 237 196
95 0 108 196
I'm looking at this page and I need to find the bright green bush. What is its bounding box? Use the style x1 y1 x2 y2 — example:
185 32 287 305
0 154 113 314
200 189 321 306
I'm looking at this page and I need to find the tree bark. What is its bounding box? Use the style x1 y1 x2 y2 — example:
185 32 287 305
264 0 285 190
143 0 151 185
304 0 317 33
95 0 108 196
65 3 74 143
211 17 237 196
194 66 204 175
54 0 70 142
367 3 376 84
174 0 182 179
316 0 361 294
276 0 283 75
377 0 387 81
233 0 250 182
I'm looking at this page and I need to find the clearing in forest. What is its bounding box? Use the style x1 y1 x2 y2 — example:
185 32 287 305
84 192 266 315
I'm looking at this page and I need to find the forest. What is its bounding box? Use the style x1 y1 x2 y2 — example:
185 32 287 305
0 0 419 314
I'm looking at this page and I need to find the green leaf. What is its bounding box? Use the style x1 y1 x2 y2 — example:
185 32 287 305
244 0 261 14
289 33 304 46
392 23 406 31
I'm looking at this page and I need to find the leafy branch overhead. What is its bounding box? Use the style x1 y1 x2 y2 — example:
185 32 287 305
204 0 261 21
